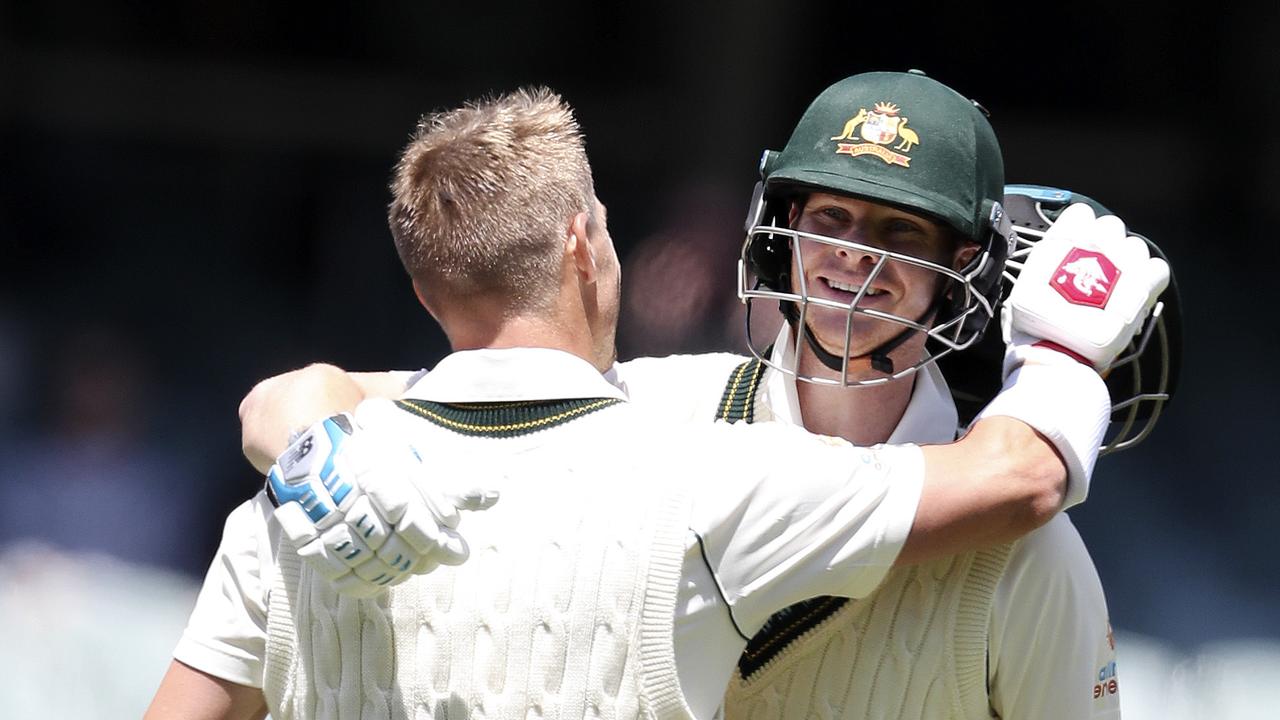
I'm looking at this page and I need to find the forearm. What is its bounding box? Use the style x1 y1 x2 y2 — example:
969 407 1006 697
239 363 369 473
900 417 1064 564
975 346 1111 507
899 349 1109 565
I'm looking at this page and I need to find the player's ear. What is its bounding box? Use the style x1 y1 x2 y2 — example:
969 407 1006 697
787 197 806 227
953 240 980 271
410 277 441 321
567 211 597 282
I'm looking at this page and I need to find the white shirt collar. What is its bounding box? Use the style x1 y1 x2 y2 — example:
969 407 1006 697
886 358 958 444
764 326 959 443
404 347 628 403
764 329 806 427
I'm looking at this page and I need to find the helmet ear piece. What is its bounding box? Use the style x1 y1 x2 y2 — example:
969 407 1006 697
742 181 766 235
939 199 1012 343
747 232 790 289
743 182 794 290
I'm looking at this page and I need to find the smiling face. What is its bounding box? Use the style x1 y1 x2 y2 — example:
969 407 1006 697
788 192 973 360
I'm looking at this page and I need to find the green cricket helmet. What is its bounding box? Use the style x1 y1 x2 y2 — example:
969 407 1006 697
740 70 1014 386
939 184 1183 454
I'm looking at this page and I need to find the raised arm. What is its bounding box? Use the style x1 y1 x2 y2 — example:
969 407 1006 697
900 202 1168 563
239 364 407 473
903 400 1082 564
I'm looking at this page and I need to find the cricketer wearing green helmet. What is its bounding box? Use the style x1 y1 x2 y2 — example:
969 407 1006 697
230 70 1175 718
725 71 1153 719
741 69 1015 386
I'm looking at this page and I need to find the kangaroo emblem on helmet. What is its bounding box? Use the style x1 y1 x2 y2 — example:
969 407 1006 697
830 102 919 167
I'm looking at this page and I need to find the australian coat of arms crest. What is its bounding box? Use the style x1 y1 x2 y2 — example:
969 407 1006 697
830 101 918 167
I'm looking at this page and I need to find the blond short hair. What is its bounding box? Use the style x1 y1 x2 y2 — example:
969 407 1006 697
388 87 596 311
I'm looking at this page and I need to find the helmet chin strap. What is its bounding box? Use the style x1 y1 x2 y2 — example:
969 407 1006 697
780 295 944 377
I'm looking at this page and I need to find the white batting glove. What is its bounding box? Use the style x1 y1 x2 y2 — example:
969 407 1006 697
1002 202 1170 372
266 413 499 598
978 203 1170 509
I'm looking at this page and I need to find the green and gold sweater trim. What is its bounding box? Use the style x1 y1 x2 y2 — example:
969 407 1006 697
715 357 766 424
396 397 623 438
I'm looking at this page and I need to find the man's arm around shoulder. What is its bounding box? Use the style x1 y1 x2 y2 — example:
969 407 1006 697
900 415 1068 565
239 363 406 473
897 200 1169 565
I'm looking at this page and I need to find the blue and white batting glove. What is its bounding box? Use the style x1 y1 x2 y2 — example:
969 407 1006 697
979 203 1170 508
266 413 499 598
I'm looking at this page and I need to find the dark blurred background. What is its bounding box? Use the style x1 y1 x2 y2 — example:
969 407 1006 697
1 1 1278 715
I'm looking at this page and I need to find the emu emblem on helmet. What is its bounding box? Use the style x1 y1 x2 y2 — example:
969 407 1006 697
1053 248 1121 309
830 101 919 167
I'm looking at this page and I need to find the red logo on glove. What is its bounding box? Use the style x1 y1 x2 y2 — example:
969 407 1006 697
1052 248 1121 308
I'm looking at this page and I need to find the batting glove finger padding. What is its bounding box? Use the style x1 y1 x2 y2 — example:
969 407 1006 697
449 487 502 513
344 495 389 551
265 412 499 597
1003 203 1171 372
330 572 391 599
387 490 471 566
375 530 424 574
296 524 374 579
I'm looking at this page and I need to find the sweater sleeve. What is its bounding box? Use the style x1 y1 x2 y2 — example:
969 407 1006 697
689 422 923 636
171 492 276 688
